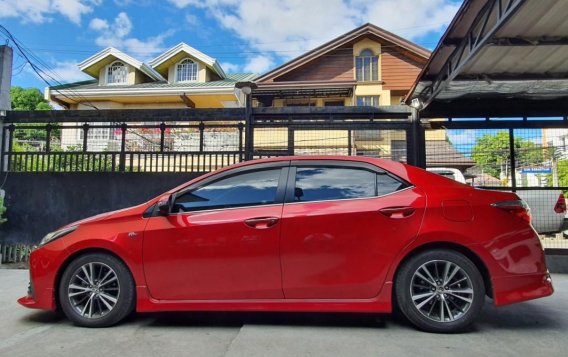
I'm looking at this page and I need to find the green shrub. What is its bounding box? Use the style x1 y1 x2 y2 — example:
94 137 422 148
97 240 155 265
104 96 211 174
0 196 6 225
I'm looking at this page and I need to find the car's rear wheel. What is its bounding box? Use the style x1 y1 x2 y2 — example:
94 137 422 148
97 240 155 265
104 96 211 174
395 249 485 333
58 253 135 327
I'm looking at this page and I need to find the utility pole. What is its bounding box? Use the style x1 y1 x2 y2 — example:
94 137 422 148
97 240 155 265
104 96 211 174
235 81 257 161
0 45 14 173
410 107 426 168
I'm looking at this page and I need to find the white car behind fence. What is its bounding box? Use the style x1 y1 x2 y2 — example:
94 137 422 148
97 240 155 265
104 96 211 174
427 168 566 234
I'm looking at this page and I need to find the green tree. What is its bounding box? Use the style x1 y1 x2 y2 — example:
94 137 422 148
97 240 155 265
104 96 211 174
472 132 549 178
554 159 568 188
10 86 52 111
10 86 55 143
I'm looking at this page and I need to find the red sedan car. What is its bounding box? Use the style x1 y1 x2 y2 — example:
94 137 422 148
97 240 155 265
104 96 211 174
18 156 553 332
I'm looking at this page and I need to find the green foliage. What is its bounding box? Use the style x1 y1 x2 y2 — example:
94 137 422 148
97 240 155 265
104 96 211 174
471 132 550 178
35 102 52 111
555 159 568 188
10 86 52 111
9 143 117 172
0 196 6 225
11 86 51 111
11 86 56 142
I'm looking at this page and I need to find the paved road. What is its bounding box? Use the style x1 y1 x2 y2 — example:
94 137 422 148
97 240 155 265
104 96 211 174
1 269 567 357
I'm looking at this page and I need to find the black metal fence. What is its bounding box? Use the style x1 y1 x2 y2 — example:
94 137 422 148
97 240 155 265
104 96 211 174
1 107 416 173
425 117 568 248
2 108 568 248
3 109 568 183
1 119 246 173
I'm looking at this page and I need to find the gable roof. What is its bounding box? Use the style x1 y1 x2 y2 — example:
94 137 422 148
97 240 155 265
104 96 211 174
148 42 226 79
78 47 165 81
256 23 431 83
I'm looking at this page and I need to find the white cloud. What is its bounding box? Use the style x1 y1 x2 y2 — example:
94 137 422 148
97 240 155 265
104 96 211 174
220 62 240 73
168 0 460 59
243 55 274 74
0 0 100 25
447 130 477 148
167 0 235 8
89 12 174 59
89 18 108 31
184 13 199 26
48 61 92 83
361 0 461 40
168 0 195 7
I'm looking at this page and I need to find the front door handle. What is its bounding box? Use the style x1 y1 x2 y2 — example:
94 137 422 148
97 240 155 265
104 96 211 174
244 217 279 229
379 206 416 218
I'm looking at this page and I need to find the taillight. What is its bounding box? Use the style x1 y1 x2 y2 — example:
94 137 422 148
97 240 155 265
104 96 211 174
491 200 531 224
554 193 566 214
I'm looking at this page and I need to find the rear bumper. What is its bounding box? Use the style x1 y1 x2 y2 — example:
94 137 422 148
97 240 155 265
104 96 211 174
492 272 554 306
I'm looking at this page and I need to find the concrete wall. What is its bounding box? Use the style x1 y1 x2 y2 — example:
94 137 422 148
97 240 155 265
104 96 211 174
0 172 203 244
1 172 567 271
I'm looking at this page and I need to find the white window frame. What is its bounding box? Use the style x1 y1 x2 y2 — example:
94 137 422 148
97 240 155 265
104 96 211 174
356 95 380 107
77 122 114 151
176 58 199 83
106 61 128 85
356 49 379 82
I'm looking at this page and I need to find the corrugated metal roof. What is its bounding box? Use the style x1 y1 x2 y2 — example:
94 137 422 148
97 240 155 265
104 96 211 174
406 0 568 116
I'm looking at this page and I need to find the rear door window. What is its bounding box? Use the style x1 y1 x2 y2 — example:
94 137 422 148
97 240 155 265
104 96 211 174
290 167 406 203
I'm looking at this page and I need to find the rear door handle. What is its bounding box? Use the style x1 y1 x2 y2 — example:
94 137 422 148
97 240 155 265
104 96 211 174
379 206 416 218
244 217 279 229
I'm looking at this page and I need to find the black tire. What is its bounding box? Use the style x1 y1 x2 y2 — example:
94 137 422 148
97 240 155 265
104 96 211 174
58 253 135 327
395 249 485 333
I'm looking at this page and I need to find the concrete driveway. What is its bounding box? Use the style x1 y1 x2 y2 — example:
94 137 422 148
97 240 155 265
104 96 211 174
1 269 566 357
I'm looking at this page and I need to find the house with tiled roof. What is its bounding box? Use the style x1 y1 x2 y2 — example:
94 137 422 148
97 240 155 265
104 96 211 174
46 44 255 110
251 23 473 170
46 43 255 150
253 23 430 108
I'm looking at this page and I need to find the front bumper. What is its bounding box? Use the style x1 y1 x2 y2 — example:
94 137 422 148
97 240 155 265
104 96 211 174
18 286 57 310
17 293 54 310
17 241 68 311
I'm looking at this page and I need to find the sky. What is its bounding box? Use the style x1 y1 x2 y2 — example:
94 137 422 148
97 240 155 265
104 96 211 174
0 0 463 90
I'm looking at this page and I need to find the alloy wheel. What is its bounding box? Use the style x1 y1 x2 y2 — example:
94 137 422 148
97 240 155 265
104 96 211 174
67 262 120 319
410 260 474 323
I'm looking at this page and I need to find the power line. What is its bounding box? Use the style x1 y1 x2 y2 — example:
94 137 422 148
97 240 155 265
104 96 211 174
16 43 437 60
17 19 450 50
0 27 100 110
0 27 165 148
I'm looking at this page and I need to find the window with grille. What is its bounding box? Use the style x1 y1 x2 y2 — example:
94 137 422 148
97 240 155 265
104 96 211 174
177 58 198 82
355 49 379 82
107 61 128 85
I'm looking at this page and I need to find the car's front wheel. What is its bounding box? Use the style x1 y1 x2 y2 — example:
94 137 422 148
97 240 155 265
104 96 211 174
58 253 135 327
395 249 485 333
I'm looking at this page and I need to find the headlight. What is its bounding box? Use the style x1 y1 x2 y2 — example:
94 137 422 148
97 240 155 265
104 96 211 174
39 225 78 246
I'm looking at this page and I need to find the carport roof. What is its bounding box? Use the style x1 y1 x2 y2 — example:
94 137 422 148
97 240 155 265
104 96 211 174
406 0 568 118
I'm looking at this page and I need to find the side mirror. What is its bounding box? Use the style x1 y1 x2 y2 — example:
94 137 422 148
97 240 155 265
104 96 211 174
157 200 170 216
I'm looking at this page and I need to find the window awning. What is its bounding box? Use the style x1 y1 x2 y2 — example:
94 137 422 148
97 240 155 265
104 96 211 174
253 81 355 105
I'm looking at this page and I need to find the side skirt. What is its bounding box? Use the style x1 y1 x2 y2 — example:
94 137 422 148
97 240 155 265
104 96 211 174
135 282 393 313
